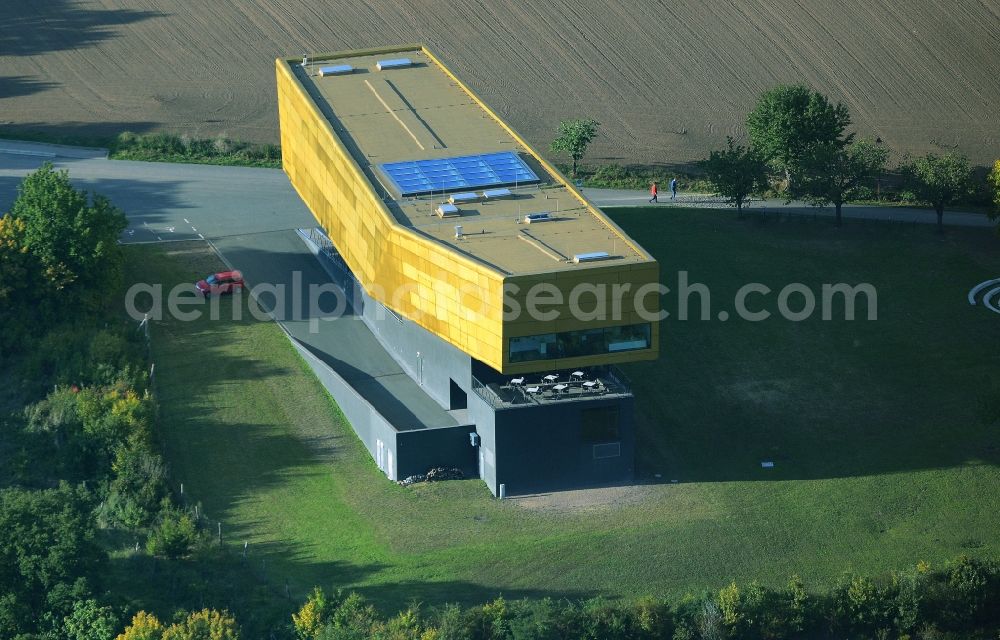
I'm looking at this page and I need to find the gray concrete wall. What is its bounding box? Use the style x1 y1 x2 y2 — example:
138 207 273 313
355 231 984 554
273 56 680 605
469 391 499 494
492 397 635 495
396 424 479 480
360 296 472 412
287 332 401 481
297 228 473 412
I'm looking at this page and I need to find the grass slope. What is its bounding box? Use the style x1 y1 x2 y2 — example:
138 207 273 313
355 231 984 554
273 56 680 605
128 213 999 616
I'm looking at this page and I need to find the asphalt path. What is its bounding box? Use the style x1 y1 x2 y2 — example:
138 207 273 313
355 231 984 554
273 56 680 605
0 142 315 244
581 188 993 228
0 141 992 243
0 141 455 430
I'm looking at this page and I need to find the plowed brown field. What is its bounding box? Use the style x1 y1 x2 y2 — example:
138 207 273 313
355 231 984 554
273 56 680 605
2 0 998 166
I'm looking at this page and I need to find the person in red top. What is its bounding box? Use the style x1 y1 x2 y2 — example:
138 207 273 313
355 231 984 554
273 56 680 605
649 181 659 203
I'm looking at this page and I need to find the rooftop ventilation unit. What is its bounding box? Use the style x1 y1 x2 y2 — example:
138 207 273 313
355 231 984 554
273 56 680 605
573 251 612 263
319 64 354 76
454 225 464 240
377 58 412 71
436 203 460 218
482 188 513 199
448 192 478 204
524 212 551 224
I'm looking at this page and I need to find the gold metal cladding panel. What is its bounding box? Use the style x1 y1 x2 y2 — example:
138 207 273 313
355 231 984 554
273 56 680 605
503 262 661 336
277 59 509 369
277 50 661 374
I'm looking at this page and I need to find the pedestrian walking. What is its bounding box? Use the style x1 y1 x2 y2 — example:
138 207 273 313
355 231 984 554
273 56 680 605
649 181 659 203
670 177 678 200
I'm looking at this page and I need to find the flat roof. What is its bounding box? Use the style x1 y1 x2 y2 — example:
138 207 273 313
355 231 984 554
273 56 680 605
293 48 652 276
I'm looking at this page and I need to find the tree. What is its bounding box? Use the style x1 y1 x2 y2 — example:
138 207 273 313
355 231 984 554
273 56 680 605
116 611 165 640
900 152 974 233
988 159 1000 229
118 610 240 640
0 216 40 352
7 162 127 313
293 587 330 640
550 118 599 177
0 484 103 638
63 598 119 640
697 137 770 215
793 138 889 226
161 609 240 640
747 84 852 185
146 508 198 559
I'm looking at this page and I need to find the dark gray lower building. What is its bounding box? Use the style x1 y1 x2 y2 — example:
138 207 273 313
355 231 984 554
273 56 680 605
297 229 636 496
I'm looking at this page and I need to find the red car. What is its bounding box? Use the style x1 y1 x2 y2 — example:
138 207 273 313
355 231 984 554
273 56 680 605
195 270 244 296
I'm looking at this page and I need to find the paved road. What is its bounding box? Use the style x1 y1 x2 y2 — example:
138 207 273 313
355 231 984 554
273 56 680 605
0 141 453 431
1 141 991 233
0 142 315 243
581 188 994 228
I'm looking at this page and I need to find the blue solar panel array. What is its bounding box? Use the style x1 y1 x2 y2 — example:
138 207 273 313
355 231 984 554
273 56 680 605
379 152 540 197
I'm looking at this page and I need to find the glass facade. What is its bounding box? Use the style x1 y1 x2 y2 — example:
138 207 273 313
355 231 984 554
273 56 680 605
508 323 651 363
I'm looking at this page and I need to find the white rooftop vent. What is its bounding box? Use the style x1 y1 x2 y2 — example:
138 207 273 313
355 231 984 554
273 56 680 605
448 192 478 204
482 188 513 199
573 251 612 263
377 58 412 71
319 64 354 76
436 203 460 218
454 225 464 239
524 212 551 224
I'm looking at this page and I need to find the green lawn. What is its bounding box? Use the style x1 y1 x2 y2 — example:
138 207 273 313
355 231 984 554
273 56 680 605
123 211 999 625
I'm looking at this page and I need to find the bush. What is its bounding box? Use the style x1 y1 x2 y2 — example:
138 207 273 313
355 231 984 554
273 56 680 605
289 558 999 640
146 508 198 559
110 132 281 168
62 598 119 640
104 440 169 528
0 484 103 638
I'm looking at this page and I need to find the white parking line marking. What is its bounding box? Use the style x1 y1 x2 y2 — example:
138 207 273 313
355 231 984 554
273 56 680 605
198 233 205 240
183 218 190 224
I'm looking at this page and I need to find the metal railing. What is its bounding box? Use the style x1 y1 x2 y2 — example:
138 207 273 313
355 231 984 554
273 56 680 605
471 367 632 410
471 375 506 409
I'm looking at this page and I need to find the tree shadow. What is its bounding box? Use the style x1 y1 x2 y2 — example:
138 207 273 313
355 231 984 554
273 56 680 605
208 233 458 430
610 209 1000 485
105 542 593 637
0 121 158 148
0 172 192 233
0 76 57 99
0 0 164 57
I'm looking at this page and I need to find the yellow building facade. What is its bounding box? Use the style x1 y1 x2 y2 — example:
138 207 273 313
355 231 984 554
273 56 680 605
276 45 659 374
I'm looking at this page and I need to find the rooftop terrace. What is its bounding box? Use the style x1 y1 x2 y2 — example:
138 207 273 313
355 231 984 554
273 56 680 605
294 49 651 276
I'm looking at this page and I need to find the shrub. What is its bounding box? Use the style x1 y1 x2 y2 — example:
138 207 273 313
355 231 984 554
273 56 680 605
160 609 240 640
62 598 119 640
105 440 169 528
110 131 282 168
293 587 330 640
0 484 103 638
116 611 165 640
945 556 991 624
146 508 198 559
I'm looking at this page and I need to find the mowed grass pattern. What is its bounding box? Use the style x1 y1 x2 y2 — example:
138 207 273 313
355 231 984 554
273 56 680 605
130 213 1000 611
